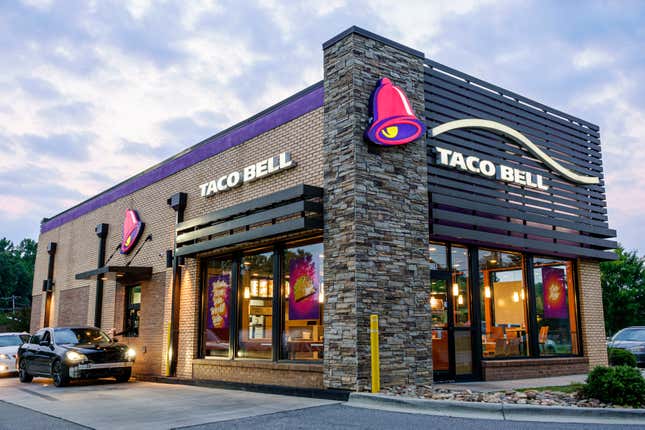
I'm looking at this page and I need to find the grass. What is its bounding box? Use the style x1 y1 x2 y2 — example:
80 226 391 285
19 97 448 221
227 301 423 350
517 383 584 393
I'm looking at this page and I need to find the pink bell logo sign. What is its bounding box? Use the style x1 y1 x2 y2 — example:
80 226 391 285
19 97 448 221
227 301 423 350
120 209 144 254
365 77 426 146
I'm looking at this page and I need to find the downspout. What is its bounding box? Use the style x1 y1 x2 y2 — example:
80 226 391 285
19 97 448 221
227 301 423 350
94 223 109 328
167 192 187 377
42 242 57 327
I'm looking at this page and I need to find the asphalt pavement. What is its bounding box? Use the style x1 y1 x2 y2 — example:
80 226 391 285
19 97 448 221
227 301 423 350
0 400 88 430
172 404 645 430
0 376 643 430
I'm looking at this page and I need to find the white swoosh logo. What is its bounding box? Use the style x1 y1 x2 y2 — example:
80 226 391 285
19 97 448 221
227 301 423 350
430 119 600 185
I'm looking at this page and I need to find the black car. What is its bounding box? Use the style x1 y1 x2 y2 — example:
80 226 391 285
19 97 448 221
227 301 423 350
607 326 645 367
17 327 136 387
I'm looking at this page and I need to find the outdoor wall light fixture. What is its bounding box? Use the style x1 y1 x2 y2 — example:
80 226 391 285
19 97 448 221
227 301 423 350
452 283 459 296
484 286 491 299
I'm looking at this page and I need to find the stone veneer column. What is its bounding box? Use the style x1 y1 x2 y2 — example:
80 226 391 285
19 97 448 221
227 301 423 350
322 28 432 392
577 259 609 368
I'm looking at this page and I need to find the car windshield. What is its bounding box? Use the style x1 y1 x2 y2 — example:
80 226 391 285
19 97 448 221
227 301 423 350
0 335 23 347
54 328 111 345
614 328 645 342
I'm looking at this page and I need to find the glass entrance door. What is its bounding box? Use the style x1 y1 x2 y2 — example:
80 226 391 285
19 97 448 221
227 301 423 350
431 269 475 381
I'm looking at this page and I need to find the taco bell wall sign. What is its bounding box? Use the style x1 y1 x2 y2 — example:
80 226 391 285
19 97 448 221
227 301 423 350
120 209 144 254
365 77 425 146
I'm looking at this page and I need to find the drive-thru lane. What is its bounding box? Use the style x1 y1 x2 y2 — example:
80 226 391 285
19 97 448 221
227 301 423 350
0 377 336 430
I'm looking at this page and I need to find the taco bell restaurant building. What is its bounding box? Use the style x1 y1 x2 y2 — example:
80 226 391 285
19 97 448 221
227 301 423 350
30 27 616 391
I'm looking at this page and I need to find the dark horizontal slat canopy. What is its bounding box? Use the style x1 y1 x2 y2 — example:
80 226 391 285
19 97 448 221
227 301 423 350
425 59 616 260
175 184 323 257
75 266 153 283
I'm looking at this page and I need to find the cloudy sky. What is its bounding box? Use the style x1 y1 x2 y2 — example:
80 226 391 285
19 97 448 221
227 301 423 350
1 0 643 253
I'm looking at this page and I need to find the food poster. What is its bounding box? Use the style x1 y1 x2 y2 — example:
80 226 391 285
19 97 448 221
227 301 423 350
542 267 567 319
288 255 320 320
208 274 230 329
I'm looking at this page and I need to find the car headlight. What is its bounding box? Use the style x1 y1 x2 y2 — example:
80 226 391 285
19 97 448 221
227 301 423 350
65 351 87 362
0 353 8 360
125 348 136 360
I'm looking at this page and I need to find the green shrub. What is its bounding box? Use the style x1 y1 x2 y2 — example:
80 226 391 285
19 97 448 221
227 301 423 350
608 347 638 367
582 365 645 408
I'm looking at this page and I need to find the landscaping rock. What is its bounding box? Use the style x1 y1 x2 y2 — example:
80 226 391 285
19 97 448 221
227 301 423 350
379 385 628 409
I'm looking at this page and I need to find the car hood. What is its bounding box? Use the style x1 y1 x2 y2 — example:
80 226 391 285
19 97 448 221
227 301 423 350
609 340 644 350
62 343 128 355
0 345 20 355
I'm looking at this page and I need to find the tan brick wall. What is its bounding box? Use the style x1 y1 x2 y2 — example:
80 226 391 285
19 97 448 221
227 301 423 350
176 258 200 380
57 286 89 326
112 272 168 376
30 107 323 379
482 357 589 381
30 294 42 332
577 259 609 368
192 359 323 389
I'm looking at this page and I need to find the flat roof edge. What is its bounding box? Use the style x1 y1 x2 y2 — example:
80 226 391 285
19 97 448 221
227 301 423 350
323 26 424 59
40 81 324 234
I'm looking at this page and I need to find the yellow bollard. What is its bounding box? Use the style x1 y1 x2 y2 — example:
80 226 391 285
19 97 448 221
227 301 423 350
370 314 380 393
166 321 172 376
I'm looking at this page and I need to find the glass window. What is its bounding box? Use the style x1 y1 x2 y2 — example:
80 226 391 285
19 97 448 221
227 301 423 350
451 245 471 327
0 335 23 347
54 328 111 345
30 331 44 344
203 259 233 358
429 242 448 270
479 249 529 358
125 285 141 337
282 242 324 361
238 252 274 359
613 328 645 342
451 245 472 374
533 256 579 356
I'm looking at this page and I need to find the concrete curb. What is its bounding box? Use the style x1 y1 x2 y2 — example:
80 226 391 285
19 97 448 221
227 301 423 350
347 393 645 425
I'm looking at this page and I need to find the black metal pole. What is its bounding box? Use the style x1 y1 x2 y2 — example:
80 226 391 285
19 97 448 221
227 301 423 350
94 223 109 328
168 192 187 377
43 242 57 327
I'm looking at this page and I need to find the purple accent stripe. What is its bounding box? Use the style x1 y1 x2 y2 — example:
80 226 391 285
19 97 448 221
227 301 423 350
41 84 325 234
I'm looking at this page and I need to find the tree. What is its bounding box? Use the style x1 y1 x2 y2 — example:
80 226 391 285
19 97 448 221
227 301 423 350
600 245 645 336
0 237 37 301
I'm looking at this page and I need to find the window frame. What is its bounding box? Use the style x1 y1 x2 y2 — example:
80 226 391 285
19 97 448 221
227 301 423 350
199 236 323 363
434 242 584 364
530 255 583 358
124 284 141 338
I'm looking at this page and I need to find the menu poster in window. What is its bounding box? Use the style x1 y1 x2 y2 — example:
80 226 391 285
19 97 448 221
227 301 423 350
542 267 567 319
289 256 320 320
208 274 230 329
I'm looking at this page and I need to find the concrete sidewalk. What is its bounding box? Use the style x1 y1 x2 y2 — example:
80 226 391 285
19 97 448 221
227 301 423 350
0 377 337 430
348 392 645 426
435 374 588 392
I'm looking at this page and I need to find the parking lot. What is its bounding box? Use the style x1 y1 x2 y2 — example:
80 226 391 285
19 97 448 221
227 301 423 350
0 375 336 429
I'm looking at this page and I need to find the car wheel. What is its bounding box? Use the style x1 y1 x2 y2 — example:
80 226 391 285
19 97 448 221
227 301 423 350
115 368 131 383
52 360 69 387
18 360 33 383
